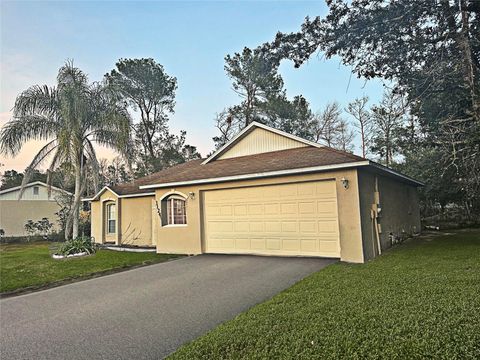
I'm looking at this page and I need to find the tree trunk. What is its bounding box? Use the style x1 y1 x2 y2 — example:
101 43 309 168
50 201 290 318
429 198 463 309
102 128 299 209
442 0 480 122
72 162 82 239
360 124 366 158
458 0 480 123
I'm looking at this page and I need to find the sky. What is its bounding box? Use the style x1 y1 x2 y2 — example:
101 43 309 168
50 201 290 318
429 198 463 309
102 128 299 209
0 0 384 172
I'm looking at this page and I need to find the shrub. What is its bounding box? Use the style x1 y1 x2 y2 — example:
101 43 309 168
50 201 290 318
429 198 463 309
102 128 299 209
56 236 97 256
24 218 54 240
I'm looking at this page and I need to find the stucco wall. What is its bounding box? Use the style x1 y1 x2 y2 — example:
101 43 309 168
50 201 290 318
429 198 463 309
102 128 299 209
120 196 155 247
90 190 155 247
0 200 61 237
154 169 365 263
91 189 119 244
90 200 102 243
357 169 421 261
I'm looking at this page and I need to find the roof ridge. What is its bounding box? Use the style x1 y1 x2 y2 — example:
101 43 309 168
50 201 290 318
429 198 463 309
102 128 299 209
203 146 320 163
319 146 366 161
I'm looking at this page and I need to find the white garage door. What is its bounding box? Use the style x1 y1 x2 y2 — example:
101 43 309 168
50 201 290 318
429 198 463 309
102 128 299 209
203 180 340 257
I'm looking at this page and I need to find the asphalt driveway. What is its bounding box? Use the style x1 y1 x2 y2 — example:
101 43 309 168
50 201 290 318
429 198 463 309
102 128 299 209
0 254 335 360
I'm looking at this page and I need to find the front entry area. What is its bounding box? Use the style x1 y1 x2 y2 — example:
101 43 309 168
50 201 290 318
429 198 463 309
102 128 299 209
203 180 341 257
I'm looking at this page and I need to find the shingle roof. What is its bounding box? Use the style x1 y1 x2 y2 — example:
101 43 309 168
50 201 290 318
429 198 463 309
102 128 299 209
110 146 366 195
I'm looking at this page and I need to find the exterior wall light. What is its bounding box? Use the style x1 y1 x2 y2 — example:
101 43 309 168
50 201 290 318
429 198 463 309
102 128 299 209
341 177 349 189
189 192 195 200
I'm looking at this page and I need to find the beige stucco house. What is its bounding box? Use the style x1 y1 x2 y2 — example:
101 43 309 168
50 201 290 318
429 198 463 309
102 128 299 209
86 122 422 263
0 181 71 237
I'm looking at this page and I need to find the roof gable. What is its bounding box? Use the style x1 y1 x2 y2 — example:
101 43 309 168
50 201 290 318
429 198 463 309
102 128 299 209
203 122 322 164
0 181 71 200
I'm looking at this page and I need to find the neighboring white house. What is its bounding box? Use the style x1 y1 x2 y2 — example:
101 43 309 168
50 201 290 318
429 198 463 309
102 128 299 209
0 181 71 237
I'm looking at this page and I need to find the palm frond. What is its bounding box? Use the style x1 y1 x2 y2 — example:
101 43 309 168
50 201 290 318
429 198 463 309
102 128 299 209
18 140 58 199
57 61 89 91
0 115 59 156
13 85 58 118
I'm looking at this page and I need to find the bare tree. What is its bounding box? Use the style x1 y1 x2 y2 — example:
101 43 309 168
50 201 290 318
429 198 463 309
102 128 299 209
370 91 406 166
346 96 372 158
212 109 243 149
336 119 355 153
312 102 342 147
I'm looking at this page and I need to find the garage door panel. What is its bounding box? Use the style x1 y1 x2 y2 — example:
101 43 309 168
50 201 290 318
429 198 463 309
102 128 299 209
221 206 233 215
282 239 301 251
280 203 297 214
317 201 337 214
319 240 340 254
264 203 279 215
206 205 221 216
298 201 316 214
235 238 251 249
298 182 316 195
265 221 281 232
316 181 336 195
251 238 266 250
318 220 338 233
234 221 249 232
250 222 264 232
221 238 235 248
299 221 317 233
208 221 233 232
301 239 318 252
281 221 297 232
266 239 281 250
204 180 340 257
248 204 264 215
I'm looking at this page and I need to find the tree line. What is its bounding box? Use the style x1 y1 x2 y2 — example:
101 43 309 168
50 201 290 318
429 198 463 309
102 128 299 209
0 60 200 239
1 0 478 239
213 0 480 222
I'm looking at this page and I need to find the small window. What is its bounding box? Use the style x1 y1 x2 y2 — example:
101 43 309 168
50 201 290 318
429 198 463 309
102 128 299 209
106 203 116 234
163 196 187 225
33 186 39 195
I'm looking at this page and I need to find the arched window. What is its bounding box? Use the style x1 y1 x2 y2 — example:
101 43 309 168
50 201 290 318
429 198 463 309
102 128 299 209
106 202 116 234
162 195 187 225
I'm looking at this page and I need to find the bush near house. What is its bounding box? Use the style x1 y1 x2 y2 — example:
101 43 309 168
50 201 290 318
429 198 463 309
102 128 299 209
24 218 54 240
171 230 480 360
55 236 97 256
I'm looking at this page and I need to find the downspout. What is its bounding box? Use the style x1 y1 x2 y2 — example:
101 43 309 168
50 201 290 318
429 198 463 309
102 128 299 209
371 176 382 256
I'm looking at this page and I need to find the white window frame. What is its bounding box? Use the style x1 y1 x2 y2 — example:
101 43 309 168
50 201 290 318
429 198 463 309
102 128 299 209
106 202 116 234
166 196 187 226
33 186 39 195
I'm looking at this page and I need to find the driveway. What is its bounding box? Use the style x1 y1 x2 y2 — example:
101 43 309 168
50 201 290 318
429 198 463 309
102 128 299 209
0 254 335 359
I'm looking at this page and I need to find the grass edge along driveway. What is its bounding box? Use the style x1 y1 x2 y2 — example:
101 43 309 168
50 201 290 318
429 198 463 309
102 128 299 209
170 230 480 360
0 242 181 294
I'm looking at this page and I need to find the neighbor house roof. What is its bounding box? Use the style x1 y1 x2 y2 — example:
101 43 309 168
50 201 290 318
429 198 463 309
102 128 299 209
0 181 71 196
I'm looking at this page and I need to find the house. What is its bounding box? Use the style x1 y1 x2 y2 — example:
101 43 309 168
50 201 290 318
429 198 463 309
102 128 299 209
85 122 422 263
0 181 71 237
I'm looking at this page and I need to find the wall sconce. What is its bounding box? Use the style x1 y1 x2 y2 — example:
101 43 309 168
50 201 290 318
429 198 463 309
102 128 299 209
340 177 349 189
188 192 195 200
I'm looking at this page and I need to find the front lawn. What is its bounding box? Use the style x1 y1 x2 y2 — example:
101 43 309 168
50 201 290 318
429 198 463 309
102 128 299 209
0 242 180 293
171 230 480 359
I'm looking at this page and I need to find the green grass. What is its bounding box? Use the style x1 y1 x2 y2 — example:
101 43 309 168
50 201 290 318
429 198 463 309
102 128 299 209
0 242 180 293
170 230 480 360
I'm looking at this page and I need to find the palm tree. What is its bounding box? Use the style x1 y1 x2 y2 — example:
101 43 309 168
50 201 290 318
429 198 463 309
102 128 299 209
0 62 132 239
